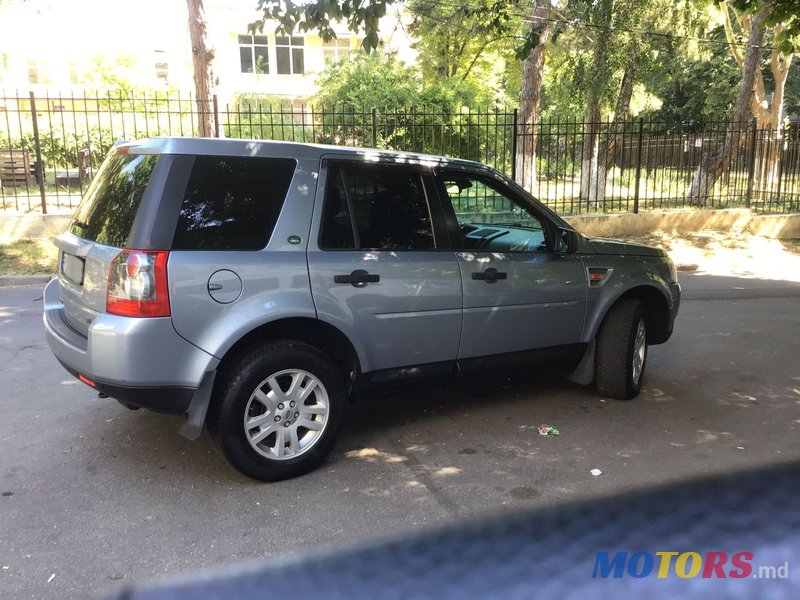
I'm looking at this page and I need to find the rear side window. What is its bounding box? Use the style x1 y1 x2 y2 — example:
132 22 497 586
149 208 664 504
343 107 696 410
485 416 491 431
320 164 435 251
70 153 158 247
172 156 295 250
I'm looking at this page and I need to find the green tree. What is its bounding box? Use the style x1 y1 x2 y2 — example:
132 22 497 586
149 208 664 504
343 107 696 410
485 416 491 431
687 1 799 204
688 5 770 204
407 0 516 90
735 0 800 53
315 52 419 110
640 28 741 126
313 51 495 159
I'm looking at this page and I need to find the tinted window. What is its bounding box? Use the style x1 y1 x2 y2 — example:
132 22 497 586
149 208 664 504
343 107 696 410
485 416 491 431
70 153 157 246
320 164 435 251
172 156 295 250
439 172 548 253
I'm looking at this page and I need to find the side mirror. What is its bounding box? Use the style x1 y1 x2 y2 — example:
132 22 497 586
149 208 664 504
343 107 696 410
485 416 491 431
555 227 578 254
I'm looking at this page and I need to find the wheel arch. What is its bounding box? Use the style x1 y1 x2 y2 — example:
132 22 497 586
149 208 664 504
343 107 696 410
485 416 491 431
215 317 362 389
590 284 672 345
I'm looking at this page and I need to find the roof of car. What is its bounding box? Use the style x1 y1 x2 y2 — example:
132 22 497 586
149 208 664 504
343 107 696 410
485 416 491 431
126 137 491 171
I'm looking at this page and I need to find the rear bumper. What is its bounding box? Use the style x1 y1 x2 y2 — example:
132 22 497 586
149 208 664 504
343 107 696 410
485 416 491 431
43 278 219 412
55 358 194 413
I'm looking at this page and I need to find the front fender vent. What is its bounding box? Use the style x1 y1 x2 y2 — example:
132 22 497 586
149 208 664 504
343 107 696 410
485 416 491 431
587 267 614 287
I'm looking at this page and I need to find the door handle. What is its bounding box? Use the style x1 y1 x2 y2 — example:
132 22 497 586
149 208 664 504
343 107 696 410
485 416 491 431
471 268 507 284
334 269 381 287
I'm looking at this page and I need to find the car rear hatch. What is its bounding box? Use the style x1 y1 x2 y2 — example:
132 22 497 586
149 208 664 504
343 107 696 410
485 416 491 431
54 148 160 337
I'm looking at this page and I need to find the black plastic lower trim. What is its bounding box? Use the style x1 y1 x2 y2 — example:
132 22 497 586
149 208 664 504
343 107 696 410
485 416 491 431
354 343 587 400
456 343 586 374
93 382 194 414
57 359 195 414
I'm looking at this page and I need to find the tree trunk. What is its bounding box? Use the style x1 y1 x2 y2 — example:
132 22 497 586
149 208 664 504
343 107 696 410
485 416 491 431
605 66 635 171
593 65 636 208
579 0 614 210
187 0 215 137
580 100 602 209
761 44 793 188
720 3 794 194
687 8 768 206
515 4 551 192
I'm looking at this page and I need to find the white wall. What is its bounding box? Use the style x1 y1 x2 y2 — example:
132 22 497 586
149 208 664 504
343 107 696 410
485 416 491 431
0 0 418 102
0 0 193 93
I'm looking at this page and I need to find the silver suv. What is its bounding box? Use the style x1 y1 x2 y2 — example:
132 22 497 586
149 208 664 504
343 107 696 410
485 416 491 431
44 138 680 481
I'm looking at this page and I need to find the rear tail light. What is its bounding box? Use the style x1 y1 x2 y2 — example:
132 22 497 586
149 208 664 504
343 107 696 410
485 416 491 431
107 250 170 317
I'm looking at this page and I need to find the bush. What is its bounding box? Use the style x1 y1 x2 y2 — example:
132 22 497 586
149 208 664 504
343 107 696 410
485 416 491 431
224 95 315 142
313 51 507 161
1 126 115 169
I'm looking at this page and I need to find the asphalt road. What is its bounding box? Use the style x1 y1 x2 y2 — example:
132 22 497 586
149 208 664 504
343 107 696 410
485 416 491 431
1 272 799 599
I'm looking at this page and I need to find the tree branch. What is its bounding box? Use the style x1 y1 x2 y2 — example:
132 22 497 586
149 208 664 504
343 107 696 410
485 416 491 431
461 38 499 81
722 2 744 67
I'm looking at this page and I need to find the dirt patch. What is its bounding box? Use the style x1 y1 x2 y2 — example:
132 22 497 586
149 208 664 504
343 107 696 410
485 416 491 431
0 238 58 275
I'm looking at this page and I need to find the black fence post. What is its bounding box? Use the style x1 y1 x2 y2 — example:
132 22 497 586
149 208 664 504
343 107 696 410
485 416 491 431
745 122 758 209
510 108 518 182
632 117 644 214
774 135 785 208
29 92 47 215
212 94 220 138
371 108 377 148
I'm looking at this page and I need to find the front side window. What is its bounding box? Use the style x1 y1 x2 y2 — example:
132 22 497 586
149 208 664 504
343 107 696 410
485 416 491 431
238 34 269 74
276 36 305 75
438 172 548 253
320 164 435 251
172 156 295 250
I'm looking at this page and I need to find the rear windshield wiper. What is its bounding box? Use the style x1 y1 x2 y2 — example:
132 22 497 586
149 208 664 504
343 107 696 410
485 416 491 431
72 220 89 230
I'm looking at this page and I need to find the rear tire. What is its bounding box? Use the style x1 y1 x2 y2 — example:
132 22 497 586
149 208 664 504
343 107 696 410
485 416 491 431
207 340 346 481
595 299 647 400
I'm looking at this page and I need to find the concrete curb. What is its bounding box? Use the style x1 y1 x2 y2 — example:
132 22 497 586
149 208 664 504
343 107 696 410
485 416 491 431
0 274 54 287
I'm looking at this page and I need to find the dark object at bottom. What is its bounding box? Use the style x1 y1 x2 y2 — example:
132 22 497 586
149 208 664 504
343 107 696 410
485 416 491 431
109 462 799 599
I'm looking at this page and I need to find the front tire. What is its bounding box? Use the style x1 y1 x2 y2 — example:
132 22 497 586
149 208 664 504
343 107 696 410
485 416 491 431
207 340 346 481
595 299 648 400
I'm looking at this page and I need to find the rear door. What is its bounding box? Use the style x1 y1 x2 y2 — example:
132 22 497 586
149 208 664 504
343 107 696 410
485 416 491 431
434 169 587 359
307 160 462 375
54 151 159 336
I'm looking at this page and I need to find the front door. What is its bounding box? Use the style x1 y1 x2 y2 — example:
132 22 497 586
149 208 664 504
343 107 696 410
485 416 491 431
307 160 462 375
434 169 587 360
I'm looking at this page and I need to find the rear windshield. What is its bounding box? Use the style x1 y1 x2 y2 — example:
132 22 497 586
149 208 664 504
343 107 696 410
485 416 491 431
171 155 296 250
70 153 158 246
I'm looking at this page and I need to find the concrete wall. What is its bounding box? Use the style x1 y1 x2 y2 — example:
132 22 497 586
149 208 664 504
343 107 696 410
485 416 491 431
746 214 800 239
564 209 800 240
2 209 799 243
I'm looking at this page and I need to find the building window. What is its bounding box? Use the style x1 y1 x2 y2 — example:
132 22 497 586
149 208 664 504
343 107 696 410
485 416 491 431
155 62 169 83
276 36 304 75
323 37 351 61
238 34 269 74
28 62 40 84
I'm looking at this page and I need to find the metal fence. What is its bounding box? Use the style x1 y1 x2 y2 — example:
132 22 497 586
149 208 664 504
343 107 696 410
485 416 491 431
1 90 798 215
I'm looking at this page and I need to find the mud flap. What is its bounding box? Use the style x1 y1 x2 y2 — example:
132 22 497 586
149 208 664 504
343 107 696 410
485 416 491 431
567 341 595 386
178 369 216 441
